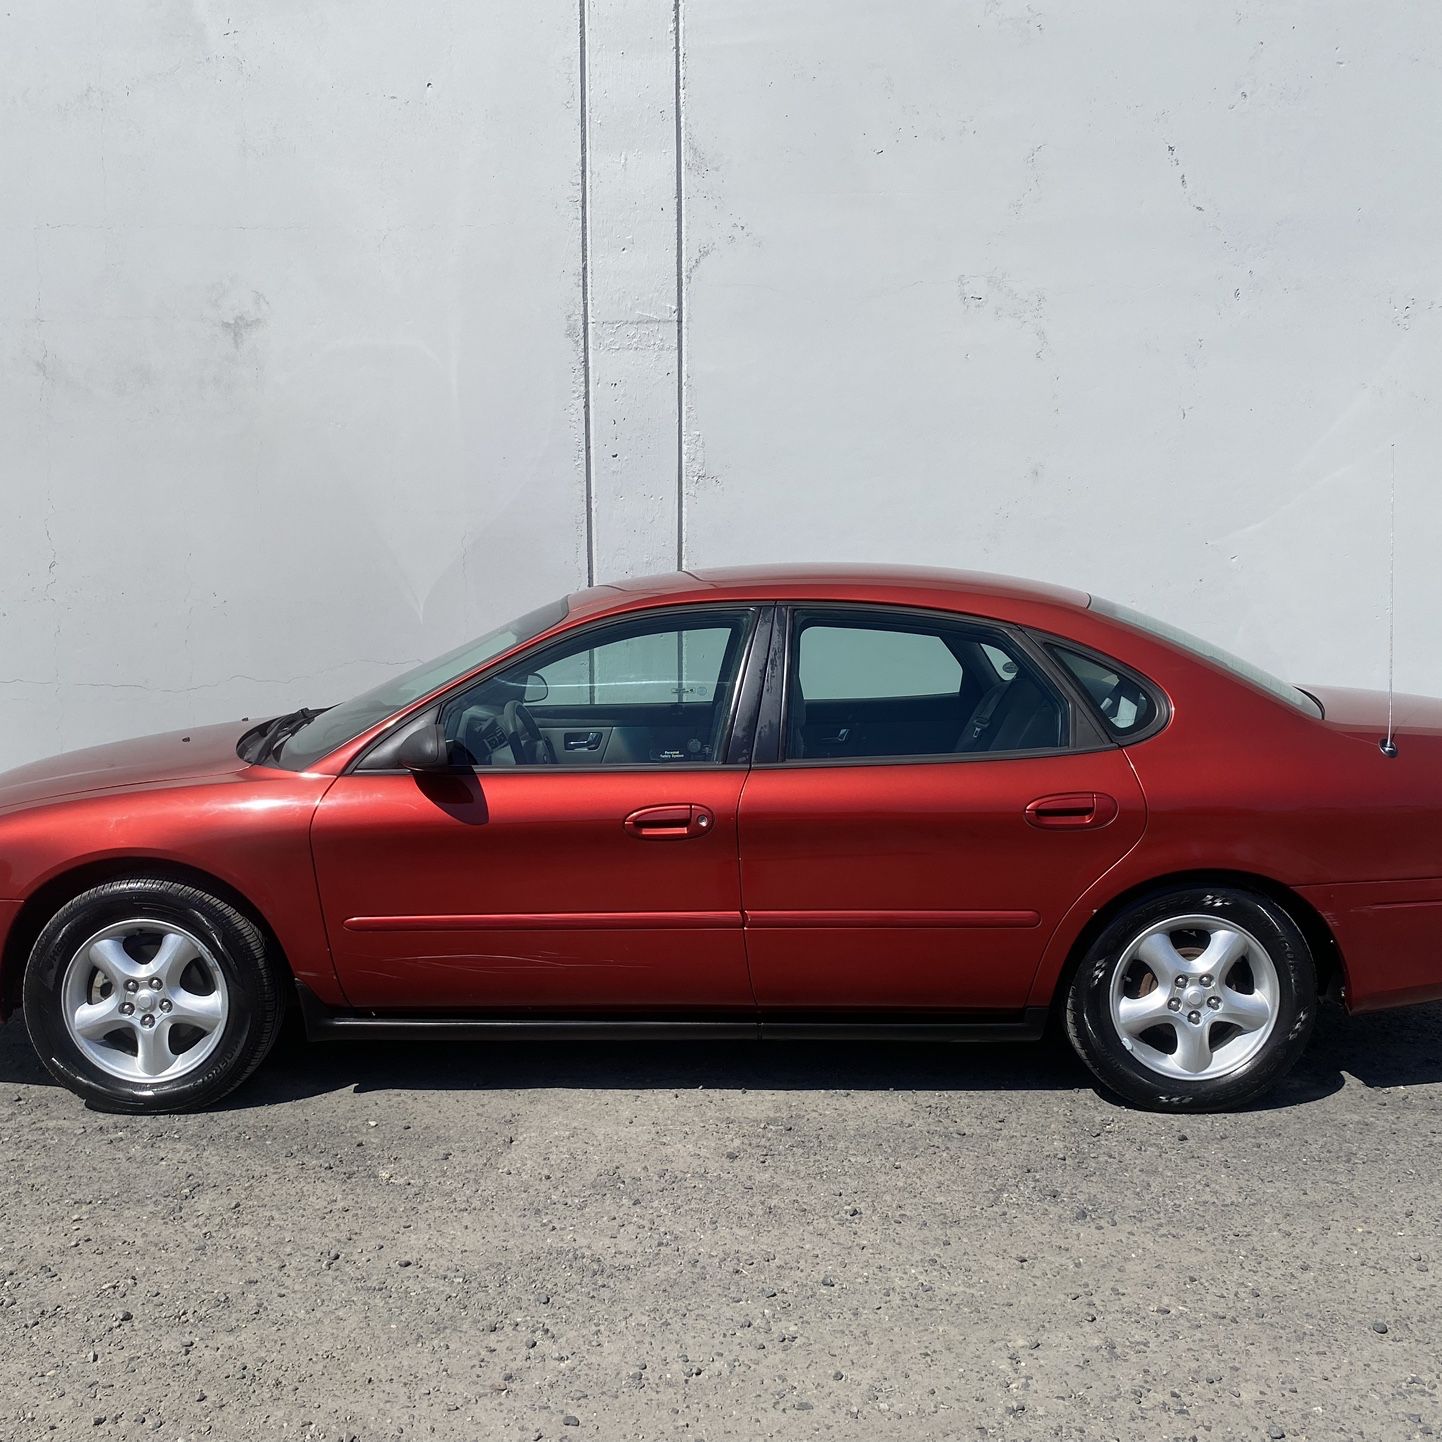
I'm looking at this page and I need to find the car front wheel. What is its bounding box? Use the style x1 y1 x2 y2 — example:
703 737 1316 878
1065 885 1317 1111
23 876 286 1112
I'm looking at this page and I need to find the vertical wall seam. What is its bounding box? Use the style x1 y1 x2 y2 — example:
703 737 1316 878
578 0 597 587
672 0 687 572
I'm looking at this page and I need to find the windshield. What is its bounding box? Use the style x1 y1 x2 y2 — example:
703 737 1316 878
1090 595 1322 718
269 597 569 770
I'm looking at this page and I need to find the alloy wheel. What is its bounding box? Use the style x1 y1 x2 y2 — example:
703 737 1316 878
1107 914 1279 1081
59 920 230 1082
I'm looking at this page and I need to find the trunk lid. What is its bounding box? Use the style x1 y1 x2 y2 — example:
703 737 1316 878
1305 686 1442 741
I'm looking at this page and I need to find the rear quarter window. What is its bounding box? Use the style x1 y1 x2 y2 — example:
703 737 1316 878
1051 645 1162 739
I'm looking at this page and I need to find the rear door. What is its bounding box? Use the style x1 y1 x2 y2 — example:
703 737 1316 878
738 606 1147 1013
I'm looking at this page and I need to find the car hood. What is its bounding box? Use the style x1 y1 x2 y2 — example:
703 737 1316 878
1306 685 1442 739
0 721 254 812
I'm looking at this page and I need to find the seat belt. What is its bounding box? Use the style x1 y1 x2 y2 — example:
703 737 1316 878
959 683 1008 750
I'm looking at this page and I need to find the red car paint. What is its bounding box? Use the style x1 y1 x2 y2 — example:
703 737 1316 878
1 565 1439 1024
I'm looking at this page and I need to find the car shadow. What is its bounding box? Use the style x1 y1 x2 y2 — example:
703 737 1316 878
241 1030 1091 1106
2 1001 1439 1110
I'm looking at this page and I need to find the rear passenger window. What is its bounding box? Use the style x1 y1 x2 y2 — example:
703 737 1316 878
786 612 1067 762
798 626 961 700
1051 646 1160 738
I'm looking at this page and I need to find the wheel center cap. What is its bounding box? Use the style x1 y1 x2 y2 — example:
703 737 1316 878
134 989 158 1012
1183 984 1207 1009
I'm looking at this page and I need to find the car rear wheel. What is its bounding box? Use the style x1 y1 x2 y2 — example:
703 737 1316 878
1064 885 1317 1111
23 877 286 1112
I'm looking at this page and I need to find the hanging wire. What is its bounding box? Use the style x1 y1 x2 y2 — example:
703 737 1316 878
1382 442 1398 756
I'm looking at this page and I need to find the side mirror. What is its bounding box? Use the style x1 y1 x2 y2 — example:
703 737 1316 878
522 672 549 704
396 721 454 773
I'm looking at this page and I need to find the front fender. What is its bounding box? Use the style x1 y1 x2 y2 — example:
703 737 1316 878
0 768 347 1016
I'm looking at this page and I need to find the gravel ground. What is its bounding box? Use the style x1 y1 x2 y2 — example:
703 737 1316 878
1 1002 1440 1442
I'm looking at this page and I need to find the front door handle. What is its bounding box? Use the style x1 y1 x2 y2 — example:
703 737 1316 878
623 804 716 839
1024 792 1118 830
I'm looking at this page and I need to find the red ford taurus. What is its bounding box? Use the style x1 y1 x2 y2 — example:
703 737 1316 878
1 565 1437 1113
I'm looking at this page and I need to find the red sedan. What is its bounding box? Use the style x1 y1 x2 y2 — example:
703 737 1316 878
1 565 1435 1113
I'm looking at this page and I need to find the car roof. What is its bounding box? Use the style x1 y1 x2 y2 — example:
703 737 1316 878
564 565 1089 624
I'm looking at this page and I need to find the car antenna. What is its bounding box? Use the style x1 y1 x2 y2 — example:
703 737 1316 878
1380 441 1399 758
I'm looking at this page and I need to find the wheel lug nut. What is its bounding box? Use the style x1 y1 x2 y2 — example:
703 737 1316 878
148 977 162 990
159 999 172 1012
1167 997 1181 1012
1206 995 1222 1010
1200 974 1213 987
140 1014 155 1028
1174 976 1187 989
1187 1010 1202 1024
125 980 139 993
120 1002 134 1015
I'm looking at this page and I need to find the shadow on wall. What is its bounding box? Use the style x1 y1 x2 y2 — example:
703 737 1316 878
2 1002 1439 1111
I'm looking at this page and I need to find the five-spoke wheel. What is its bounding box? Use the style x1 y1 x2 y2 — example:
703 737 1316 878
24 876 285 1112
1109 915 1278 1080
61 921 230 1082
1067 885 1316 1110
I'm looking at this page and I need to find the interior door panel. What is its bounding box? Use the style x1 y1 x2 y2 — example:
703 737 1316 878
796 694 968 762
530 702 723 765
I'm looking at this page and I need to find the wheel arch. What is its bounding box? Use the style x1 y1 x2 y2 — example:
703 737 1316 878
2 858 294 1017
1042 868 1347 1017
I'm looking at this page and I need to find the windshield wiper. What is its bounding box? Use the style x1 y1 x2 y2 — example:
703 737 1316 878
249 707 319 764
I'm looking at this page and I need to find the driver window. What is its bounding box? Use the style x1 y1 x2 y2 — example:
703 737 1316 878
441 611 753 767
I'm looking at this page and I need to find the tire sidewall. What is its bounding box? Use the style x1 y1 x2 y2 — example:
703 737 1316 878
23 880 268 1109
1069 886 1317 1110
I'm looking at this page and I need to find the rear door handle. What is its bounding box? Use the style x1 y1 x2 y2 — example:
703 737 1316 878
1024 792 1118 830
623 804 716 839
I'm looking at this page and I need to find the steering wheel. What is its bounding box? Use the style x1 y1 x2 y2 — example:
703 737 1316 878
501 700 557 765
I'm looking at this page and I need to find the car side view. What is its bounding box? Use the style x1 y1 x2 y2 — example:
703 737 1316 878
2 565 1438 1113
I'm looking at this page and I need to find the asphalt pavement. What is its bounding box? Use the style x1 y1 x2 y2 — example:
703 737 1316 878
1 1001 1440 1441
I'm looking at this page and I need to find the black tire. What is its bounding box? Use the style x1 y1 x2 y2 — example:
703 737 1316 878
22 876 286 1113
1064 884 1317 1111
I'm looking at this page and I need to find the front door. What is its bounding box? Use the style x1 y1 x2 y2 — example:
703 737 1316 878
738 608 1147 1013
312 606 764 1012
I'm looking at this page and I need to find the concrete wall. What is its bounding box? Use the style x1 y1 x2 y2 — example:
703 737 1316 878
4 0 1440 770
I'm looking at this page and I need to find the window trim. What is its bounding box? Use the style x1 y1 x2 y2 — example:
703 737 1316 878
723 606 775 765
1038 633 1172 747
755 602 1109 769
351 603 770 775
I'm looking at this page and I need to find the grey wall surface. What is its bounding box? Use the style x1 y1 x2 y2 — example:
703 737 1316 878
3 0 1440 770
